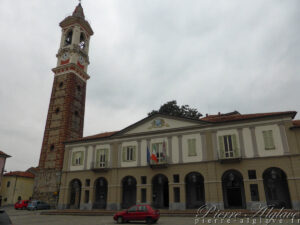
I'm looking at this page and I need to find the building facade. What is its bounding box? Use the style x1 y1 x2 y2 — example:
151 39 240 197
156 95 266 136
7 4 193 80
0 171 35 206
33 3 93 205
57 112 300 210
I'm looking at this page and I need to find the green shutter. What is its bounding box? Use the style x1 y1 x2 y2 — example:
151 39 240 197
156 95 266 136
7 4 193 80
264 130 275 150
122 147 126 162
72 152 76 166
218 136 225 159
80 151 84 165
268 130 275 149
132 147 136 161
232 134 238 157
188 139 196 156
263 131 268 149
96 149 100 166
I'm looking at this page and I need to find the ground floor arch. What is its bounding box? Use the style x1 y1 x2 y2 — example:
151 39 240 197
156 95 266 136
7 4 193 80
185 172 205 209
93 177 108 209
263 167 292 209
222 170 246 209
152 174 169 209
69 179 82 209
121 176 137 209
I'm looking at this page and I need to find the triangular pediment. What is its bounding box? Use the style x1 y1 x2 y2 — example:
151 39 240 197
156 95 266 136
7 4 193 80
117 114 208 136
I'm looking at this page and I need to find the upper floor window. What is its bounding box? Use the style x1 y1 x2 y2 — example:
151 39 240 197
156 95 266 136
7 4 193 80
262 130 275 150
187 138 197 156
72 151 84 166
96 149 108 167
7 181 10 187
151 142 167 163
122 146 136 162
218 134 239 159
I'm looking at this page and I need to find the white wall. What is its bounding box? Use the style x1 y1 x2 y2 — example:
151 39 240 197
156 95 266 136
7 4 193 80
140 140 148 166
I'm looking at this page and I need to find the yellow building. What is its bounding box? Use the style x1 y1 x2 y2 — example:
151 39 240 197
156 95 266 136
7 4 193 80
0 171 35 206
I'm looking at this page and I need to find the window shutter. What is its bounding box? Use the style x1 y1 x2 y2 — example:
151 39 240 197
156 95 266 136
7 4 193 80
80 151 84 165
232 134 238 157
268 130 275 149
96 150 100 166
122 147 126 162
218 136 225 158
72 152 76 166
132 147 136 161
188 139 196 156
263 131 269 149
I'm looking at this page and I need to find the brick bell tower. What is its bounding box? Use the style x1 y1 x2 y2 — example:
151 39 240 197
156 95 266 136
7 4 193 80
33 3 93 205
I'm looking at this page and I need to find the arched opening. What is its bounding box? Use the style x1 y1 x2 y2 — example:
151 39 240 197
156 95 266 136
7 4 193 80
152 174 169 209
185 172 205 209
121 176 136 209
93 177 108 209
65 30 73 46
79 33 86 49
69 179 82 209
222 170 246 209
263 167 292 208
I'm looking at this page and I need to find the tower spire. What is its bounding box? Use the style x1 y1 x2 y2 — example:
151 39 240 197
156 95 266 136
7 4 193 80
72 1 85 19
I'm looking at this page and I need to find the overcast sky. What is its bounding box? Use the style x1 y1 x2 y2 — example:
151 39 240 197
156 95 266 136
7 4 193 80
0 0 299 172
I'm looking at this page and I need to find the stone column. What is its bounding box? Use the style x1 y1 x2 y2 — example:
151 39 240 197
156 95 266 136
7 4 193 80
137 140 141 167
250 127 259 157
278 123 290 154
201 133 207 161
178 135 183 163
238 128 246 158
211 131 218 160
167 136 173 164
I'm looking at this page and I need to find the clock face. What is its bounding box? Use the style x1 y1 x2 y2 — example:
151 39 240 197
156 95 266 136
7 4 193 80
78 55 85 64
62 52 69 60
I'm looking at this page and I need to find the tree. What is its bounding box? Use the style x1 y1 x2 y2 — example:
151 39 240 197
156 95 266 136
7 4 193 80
148 100 202 119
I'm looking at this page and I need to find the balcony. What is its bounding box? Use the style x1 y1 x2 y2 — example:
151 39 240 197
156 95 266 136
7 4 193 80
150 157 168 169
218 151 241 164
91 161 109 172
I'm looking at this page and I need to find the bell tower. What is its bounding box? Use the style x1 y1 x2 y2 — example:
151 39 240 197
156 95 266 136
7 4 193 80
33 3 93 205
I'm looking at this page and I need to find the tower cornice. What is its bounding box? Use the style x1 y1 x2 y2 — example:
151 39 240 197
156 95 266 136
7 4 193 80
52 63 90 82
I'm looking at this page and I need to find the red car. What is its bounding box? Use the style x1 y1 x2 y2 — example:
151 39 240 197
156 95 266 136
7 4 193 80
14 200 29 210
113 204 160 224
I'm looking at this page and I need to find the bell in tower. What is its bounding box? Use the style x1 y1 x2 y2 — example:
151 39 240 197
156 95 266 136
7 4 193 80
33 2 93 207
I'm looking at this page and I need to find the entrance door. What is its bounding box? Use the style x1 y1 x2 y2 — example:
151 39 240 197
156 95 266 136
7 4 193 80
93 177 107 209
263 167 292 208
152 174 169 208
122 176 137 209
222 170 246 209
69 179 82 209
185 172 205 209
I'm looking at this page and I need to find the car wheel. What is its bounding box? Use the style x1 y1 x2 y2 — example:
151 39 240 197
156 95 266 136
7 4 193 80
117 216 123 224
146 217 153 224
